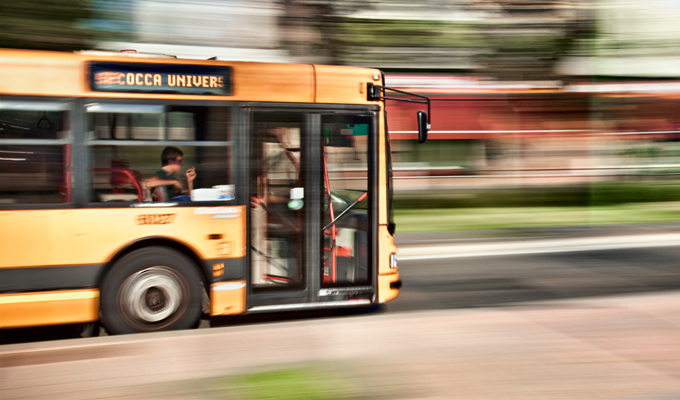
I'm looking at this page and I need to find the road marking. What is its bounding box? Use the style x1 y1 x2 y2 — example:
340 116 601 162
398 234 680 261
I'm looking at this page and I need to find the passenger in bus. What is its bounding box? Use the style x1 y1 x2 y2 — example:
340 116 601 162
144 146 196 201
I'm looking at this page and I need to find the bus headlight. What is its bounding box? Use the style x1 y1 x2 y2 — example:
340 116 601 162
390 253 398 269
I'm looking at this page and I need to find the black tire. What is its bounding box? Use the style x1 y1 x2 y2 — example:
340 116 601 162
100 247 203 335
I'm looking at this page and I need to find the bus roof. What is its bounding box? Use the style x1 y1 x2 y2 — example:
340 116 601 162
0 48 382 105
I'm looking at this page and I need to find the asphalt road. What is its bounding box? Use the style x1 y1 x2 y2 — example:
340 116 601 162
4 287 680 399
390 245 680 312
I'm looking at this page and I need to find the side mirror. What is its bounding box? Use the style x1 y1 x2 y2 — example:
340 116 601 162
417 110 429 143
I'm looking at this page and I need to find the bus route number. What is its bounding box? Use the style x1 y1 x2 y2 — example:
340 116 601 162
135 214 178 225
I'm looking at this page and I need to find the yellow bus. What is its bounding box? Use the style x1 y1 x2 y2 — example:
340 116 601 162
0 49 429 334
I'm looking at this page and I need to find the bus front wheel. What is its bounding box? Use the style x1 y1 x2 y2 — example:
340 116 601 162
101 247 203 335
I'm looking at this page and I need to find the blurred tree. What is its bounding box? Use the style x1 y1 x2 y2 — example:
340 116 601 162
279 0 595 80
86 0 135 44
471 0 595 81
0 0 94 51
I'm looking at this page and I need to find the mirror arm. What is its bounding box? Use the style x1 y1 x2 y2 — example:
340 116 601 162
367 83 431 126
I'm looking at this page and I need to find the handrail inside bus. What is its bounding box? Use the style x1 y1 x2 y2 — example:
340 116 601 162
323 191 368 232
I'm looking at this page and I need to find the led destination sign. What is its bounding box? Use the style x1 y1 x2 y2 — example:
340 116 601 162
90 62 231 96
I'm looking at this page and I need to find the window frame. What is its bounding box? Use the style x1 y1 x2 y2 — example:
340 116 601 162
319 112 375 290
0 96 75 210
243 103 380 307
81 98 236 208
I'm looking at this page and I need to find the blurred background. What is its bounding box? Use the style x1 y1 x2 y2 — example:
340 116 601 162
4 4 680 399
3 0 680 232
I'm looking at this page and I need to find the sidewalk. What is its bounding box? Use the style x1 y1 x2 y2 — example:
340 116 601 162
2 291 680 399
396 221 680 260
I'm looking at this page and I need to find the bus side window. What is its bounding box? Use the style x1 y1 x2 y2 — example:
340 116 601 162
0 104 70 205
87 105 232 204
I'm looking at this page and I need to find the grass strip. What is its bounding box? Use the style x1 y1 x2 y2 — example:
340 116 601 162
394 202 680 232
216 366 357 400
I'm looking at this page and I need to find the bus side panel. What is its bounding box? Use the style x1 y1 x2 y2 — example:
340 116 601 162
0 49 317 104
314 65 381 105
0 289 98 328
0 50 85 97
0 206 246 306
0 207 246 269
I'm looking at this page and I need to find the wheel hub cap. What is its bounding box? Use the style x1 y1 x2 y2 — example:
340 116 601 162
120 267 184 323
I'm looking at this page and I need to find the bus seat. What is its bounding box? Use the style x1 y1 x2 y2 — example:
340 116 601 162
94 159 148 202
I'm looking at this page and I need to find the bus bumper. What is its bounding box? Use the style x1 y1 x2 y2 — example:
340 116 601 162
210 281 246 316
377 273 401 303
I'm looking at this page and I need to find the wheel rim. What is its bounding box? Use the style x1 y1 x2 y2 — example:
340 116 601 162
118 266 187 324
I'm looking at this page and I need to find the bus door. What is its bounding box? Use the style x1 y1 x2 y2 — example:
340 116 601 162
249 111 375 308
250 112 309 306
319 114 374 302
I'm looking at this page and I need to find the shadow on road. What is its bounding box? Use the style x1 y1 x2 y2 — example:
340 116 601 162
209 304 385 328
0 305 386 346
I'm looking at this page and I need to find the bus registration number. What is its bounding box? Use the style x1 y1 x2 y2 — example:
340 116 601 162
135 214 178 225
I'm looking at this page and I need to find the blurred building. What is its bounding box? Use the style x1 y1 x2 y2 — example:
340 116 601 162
282 0 590 80
5 0 680 194
558 0 680 78
87 0 680 80
86 0 592 80
383 74 680 194
93 0 295 62
7 0 680 79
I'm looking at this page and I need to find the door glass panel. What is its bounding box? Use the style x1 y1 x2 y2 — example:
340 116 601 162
251 113 304 290
322 115 371 287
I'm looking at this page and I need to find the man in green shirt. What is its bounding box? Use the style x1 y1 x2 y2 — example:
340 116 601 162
144 146 196 201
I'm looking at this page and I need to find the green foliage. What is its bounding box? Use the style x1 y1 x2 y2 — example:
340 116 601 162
395 181 680 210
590 181 680 205
399 139 477 167
394 181 680 232
337 19 483 48
395 203 680 233
328 15 572 78
395 185 592 209
219 367 355 400
335 17 565 52
0 0 93 51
